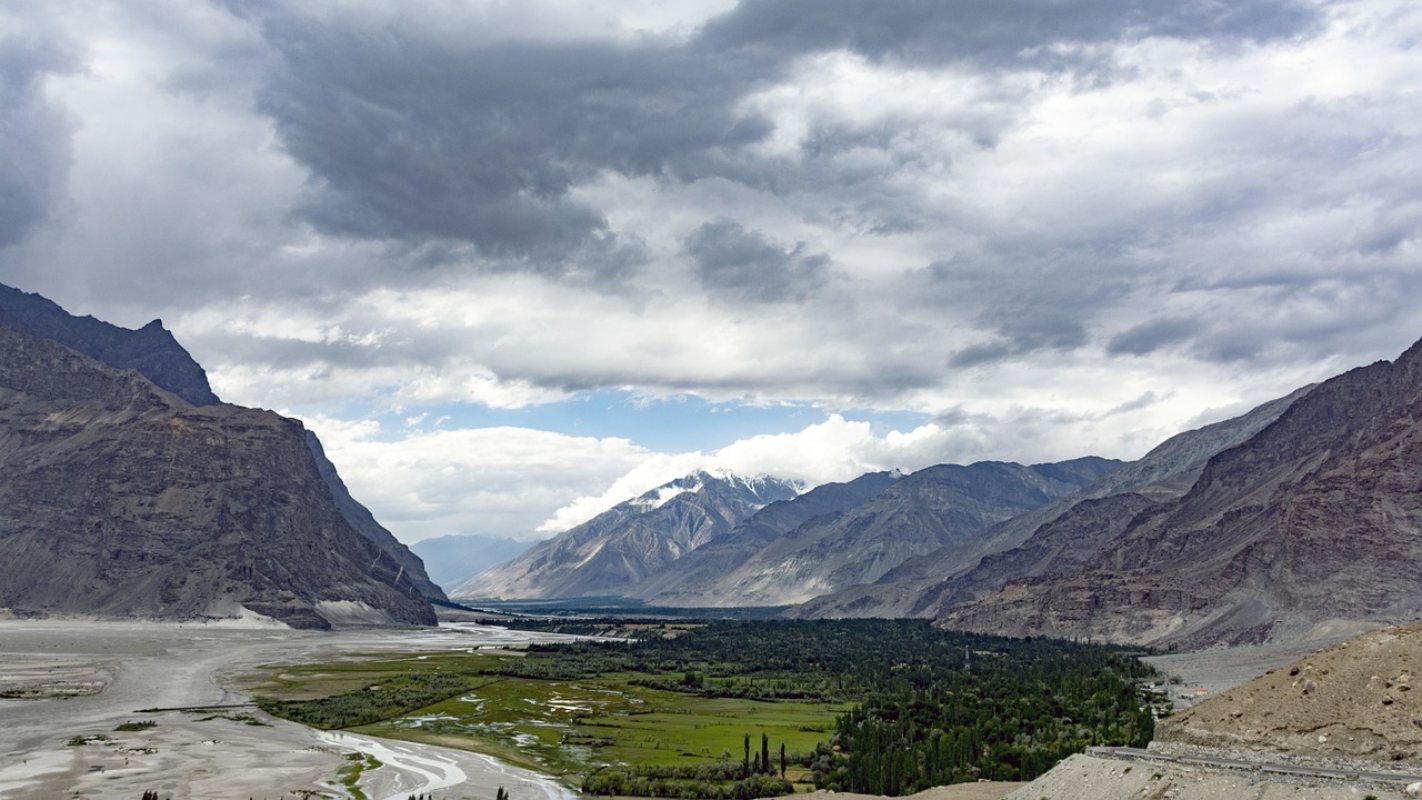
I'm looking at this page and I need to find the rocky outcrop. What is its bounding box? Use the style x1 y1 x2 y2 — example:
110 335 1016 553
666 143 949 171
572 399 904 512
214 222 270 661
455 471 801 600
941 338 1422 647
0 322 435 628
1156 624 1422 766
794 388 1309 620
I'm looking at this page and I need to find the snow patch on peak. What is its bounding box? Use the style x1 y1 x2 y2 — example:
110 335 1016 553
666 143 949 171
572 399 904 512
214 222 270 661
631 478 704 510
626 469 803 512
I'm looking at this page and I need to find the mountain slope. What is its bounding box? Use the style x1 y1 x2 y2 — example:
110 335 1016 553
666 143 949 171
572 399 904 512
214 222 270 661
940 337 1422 647
633 470 904 603
659 457 1121 608
0 282 443 601
454 471 800 600
0 324 435 628
794 388 1309 619
304 431 447 600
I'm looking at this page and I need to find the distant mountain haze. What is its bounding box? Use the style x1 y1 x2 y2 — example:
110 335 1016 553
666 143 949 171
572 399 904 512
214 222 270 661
411 534 532 592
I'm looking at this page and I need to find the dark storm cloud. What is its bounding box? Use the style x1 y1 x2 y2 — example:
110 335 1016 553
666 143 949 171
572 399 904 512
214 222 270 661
684 219 828 302
0 34 77 248
231 0 1321 263
1107 317 1202 356
241 10 777 263
701 0 1320 68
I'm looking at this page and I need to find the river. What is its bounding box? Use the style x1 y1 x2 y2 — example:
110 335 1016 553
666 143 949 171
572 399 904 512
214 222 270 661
0 619 583 799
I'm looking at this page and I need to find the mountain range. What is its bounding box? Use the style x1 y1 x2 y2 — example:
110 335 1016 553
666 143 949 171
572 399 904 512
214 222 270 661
8 281 1421 647
0 284 440 628
455 470 802 599
459 457 1121 606
462 335 1422 648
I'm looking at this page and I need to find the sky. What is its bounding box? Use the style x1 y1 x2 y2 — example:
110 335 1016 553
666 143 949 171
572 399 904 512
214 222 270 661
2 0 1421 544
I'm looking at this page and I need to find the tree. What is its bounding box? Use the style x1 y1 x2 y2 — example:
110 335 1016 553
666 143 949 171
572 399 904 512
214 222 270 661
780 742 787 778
761 734 770 775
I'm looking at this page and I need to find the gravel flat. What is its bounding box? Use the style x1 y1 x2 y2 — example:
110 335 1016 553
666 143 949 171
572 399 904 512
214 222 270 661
0 619 582 799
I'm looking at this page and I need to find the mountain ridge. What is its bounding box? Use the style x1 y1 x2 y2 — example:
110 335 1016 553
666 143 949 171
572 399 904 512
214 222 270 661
938 338 1422 647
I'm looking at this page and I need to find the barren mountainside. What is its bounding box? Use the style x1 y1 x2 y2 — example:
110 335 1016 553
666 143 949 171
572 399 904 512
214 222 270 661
794 388 1310 619
940 337 1422 648
0 312 436 628
0 282 443 603
1156 624 1422 766
651 458 1121 607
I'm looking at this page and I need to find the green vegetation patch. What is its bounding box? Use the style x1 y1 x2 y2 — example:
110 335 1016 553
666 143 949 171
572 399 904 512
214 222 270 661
114 720 157 732
255 620 1162 798
257 669 485 730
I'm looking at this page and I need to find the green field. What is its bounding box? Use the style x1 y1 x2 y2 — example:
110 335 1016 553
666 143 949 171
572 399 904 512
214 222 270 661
252 621 1159 798
251 650 843 788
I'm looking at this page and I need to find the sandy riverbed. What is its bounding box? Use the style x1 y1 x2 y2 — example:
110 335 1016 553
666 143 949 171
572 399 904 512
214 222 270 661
0 619 583 799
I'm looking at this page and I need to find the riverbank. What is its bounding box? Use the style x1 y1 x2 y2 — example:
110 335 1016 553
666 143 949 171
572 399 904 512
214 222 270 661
0 619 581 799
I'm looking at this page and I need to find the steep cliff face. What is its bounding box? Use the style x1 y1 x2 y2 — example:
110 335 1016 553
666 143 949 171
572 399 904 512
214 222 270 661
794 388 1309 620
303 431 447 601
0 324 435 628
0 281 443 603
940 339 1422 648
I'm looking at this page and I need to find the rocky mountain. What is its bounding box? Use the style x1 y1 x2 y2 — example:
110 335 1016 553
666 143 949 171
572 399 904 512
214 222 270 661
0 290 437 628
793 388 1310 619
0 282 443 603
940 337 1422 648
633 470 905 604
410 534 532 591
653 457 1122 607
0 283 219 406
454 471 801 599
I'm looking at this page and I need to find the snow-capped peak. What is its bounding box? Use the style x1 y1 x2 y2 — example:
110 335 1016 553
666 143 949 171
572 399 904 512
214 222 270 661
627 469 803 511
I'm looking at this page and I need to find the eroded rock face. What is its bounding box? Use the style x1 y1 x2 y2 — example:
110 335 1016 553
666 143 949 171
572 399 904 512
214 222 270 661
941 338 1422 648
0 324 435 628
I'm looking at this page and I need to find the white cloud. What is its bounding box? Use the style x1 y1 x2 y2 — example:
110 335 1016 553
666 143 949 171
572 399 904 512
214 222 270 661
301 414 652 543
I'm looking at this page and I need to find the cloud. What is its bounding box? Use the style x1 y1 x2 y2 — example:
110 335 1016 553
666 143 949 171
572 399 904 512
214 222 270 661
4 0 1422 531
1107 317 1202 356
0 26 79 248
303 415 652 542
684 218 828 302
